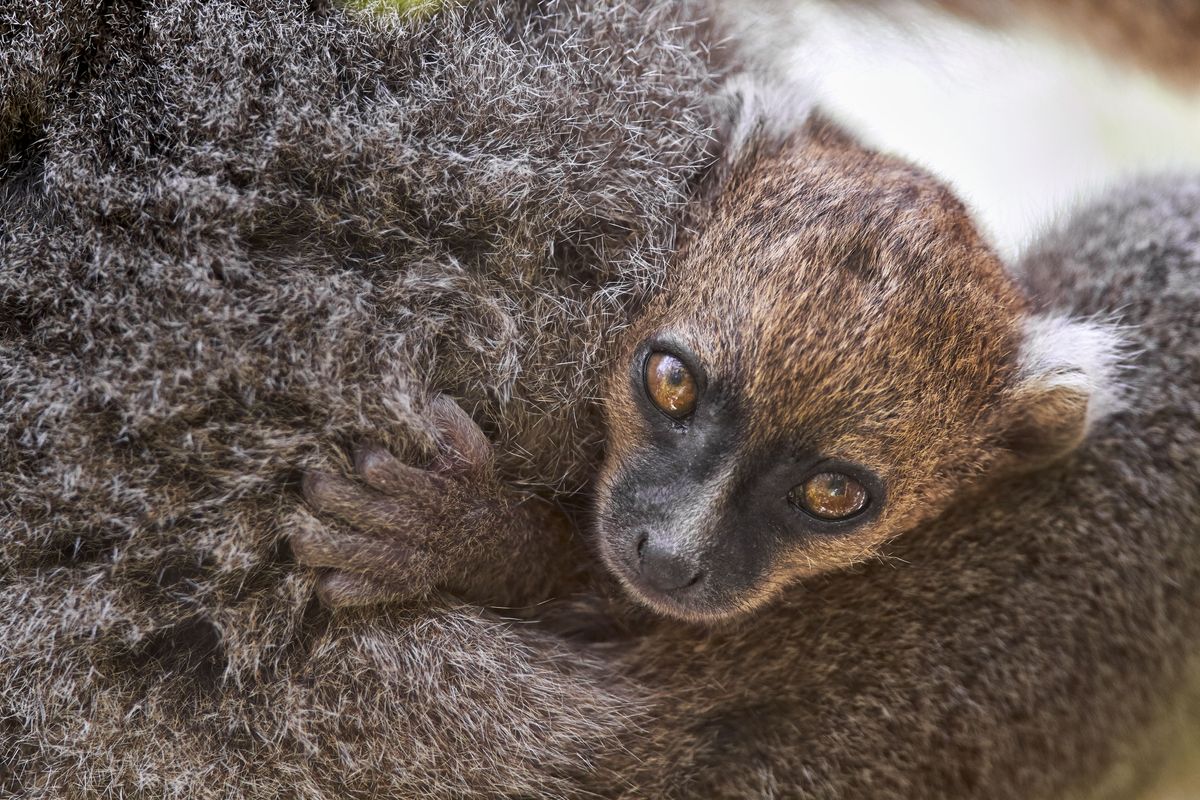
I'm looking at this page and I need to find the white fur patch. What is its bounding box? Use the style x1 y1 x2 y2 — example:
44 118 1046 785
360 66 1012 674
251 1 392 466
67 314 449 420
719 73 817 164
1017 313 1131 431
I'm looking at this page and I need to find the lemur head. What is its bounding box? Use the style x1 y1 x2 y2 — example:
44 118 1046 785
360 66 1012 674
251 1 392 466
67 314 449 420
596 79 1124 623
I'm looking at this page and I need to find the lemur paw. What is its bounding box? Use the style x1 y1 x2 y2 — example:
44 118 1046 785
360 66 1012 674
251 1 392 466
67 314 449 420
292 395 503 608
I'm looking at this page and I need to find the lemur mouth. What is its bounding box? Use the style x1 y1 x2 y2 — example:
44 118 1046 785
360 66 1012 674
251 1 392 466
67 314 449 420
623 576 706 616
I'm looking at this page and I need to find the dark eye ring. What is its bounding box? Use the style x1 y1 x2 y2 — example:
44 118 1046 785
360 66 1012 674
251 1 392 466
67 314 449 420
644 351 697 419
789 471 870 521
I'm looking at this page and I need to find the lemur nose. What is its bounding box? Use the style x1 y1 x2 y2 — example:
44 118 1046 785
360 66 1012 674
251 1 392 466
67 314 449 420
636 532 703 593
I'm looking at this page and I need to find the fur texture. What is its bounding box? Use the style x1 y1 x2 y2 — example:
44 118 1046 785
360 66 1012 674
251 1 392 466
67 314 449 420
292 101 1200 796
5 1 1200 798
0 1 718 796
609 174 1200 798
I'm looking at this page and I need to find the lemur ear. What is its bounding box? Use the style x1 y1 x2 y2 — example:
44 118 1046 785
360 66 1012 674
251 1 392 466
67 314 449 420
697 73 817 205
997 314 1127 469
716 73 815 162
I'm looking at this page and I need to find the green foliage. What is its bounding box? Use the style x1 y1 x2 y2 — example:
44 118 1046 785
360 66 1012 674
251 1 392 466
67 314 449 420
345 0 449 20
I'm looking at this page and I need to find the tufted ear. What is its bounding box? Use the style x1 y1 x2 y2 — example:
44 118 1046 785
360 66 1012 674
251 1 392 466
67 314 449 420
716 73 816 164
690 73 818 210
996 314 1127 469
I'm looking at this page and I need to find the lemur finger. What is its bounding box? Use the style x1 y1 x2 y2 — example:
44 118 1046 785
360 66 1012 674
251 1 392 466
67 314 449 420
353 443 429 495
427 393 491 475
291 519 430 578
302 470 447 535
316 571 416 608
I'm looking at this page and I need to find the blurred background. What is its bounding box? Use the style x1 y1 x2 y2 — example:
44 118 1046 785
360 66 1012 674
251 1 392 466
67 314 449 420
736 0 1200 258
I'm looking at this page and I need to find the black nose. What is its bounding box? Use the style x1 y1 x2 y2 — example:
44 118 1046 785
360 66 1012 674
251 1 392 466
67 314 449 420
636 532 703 593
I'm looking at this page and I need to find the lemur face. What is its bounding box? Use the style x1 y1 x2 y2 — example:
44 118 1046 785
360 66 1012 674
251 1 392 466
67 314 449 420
596 121 1038 622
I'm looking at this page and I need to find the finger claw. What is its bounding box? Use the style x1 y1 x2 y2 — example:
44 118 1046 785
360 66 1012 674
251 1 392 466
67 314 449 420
354 443 397 483
428 394 491 474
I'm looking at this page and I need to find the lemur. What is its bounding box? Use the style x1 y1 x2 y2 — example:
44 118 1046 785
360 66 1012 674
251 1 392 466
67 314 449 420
282 6 1200 798
291 80 1124 624
285 102 1200 799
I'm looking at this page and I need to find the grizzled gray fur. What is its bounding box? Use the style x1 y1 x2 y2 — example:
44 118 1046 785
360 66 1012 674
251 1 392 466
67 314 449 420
0 1 717 796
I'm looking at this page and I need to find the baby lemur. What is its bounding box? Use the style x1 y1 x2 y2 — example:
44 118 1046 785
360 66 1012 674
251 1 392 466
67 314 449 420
293 79 1122 623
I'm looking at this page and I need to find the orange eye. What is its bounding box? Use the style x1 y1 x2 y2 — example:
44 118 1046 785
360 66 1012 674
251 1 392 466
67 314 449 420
791 472 869 520
644 352 697 419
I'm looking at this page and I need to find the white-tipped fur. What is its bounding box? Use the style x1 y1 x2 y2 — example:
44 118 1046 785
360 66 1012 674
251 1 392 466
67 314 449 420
718 72 817 164
1017 313 1130 433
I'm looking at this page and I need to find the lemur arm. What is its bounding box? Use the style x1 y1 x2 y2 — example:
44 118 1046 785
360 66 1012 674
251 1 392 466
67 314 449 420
292 395 586 609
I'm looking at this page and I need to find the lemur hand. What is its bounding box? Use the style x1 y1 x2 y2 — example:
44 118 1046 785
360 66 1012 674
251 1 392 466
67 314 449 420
292 395 577 609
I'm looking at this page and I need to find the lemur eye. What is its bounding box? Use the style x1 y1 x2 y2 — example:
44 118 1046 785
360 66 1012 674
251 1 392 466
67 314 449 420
790 472 869 521
644 352 697 419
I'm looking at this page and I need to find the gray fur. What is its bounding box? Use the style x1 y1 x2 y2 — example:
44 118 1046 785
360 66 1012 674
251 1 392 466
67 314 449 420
0 1 717 796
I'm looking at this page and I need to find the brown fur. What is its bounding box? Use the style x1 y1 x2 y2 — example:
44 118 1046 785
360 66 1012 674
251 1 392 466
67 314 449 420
597 116 1035 613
